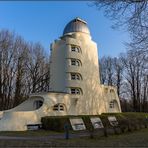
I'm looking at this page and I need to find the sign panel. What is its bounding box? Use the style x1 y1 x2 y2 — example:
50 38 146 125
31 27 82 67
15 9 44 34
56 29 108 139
27 124 42 130
108 116 118 126
70 118 86 131
90 117 104 129
0 112 3 119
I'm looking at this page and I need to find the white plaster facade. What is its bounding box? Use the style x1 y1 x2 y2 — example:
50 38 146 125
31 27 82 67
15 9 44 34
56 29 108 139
0 18 121 131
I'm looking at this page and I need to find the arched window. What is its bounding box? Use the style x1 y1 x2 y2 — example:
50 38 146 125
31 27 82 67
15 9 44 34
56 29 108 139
70 88 82 95
110 89 114 93
109 101 114 108
70 59 82 66
70 73 82 80
71 45 81 53
53 103 65 111
33 100 43 110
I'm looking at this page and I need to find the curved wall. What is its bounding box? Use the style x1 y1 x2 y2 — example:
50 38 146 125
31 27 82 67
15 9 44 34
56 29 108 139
50 32 102 114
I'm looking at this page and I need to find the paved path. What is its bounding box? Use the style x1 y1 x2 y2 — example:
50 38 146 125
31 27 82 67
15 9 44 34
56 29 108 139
0 132 91 140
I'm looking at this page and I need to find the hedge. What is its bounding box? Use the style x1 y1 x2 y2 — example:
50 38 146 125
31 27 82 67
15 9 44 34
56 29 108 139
41 113 148 132
41 116 72 132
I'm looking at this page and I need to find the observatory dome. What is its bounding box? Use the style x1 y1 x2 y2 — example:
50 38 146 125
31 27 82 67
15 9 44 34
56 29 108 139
63 17 90 35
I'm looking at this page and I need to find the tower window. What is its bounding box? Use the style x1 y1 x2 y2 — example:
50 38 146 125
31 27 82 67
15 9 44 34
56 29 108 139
71 73 82 80
71 45 81 53
109 101 114 108
53 103 65 111
71 59 81 66
70 88 82 95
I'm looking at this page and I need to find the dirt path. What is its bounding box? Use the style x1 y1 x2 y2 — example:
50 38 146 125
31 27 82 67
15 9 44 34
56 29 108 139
0 132 90 140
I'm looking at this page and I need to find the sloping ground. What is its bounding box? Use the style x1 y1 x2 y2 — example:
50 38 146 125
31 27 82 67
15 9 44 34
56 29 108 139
0 128 148 147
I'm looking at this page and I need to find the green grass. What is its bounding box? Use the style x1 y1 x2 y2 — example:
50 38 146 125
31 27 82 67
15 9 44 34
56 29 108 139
0 128 148 147
0 129 60 136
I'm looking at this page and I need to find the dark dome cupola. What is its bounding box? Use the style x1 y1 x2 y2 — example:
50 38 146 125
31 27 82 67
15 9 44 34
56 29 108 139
63 17 90 35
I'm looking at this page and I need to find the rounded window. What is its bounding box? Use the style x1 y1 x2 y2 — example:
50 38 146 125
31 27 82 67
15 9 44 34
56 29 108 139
53 103 66 111
33 100 43 110
109 101 114 108
70 58 82 66
71 45 81 53
70 87 83 95
70 73 82 80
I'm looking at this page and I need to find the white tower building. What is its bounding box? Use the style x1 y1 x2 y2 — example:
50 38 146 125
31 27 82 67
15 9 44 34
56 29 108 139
49 17 121 115
0 17 121 131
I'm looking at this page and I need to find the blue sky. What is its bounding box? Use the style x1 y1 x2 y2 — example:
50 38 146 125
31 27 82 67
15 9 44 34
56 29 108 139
0 1 129 58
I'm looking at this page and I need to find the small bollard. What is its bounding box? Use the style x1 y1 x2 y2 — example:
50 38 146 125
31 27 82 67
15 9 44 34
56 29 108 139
145 116 148 128
89 128 94 139
64 123 69 140
103 126 108 137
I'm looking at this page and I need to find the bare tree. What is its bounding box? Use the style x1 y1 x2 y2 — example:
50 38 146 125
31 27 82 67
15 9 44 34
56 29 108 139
93 1 148 112
99 48 148 112
113 57 123 96
13 37 29 107
99 56 123 96
120 48 148 112
99 56 114 86
0 29 50 110
92 0 148 49
0 30 15 109
25 43 50 94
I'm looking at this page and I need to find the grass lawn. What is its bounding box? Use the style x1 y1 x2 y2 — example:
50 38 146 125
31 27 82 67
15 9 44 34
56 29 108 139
0 129 60 136
0 128 148 147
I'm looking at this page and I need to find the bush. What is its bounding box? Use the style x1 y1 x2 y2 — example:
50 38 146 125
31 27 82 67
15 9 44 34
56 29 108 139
102 112 148 132
41 116 71 132
81 115 95 130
